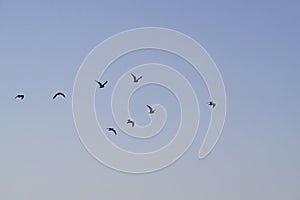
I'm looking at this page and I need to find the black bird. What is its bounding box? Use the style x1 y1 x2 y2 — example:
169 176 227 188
146 105 155 114
208 101 216 108
127 119 135 127
131 73 143 83
107 127 117 135
15 94 25 100
95 80 108 88
53 92 66 100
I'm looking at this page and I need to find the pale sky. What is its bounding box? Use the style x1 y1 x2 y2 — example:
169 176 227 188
0 1 299 199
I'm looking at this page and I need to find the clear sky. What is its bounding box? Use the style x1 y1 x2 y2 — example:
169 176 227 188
0 0 299 199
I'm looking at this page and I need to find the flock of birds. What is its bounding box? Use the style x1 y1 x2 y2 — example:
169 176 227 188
14 72 216 136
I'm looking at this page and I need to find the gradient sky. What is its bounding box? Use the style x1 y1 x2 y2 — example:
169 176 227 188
0 0 299 199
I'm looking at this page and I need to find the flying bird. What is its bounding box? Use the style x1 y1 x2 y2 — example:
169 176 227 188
146 105 155 114
208 101 216 108
107 127 117 135
53 92 66 100
95 80 108 88
15 94 25 100
127 119 135 127
131 73 143 83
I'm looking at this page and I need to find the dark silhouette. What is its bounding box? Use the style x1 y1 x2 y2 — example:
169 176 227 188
15 94 25 100
127 119 135 127
146 105 155 114
53 92 66 100
208 101 216 108
107 127 117 135
95 80 108 88
131 73 143 83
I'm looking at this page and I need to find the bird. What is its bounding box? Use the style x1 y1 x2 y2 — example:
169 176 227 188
127 119 135 127
95 80 108 88
208 101 216 108
15 94 25 100
53 92 66 100
107 127 117 135
146 105 155 114
131 73 143 83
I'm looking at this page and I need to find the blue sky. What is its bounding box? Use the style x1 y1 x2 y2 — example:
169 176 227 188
0 0 299 199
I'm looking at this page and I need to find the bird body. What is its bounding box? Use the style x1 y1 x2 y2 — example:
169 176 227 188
15 94 25 100
131 73 143 83
95 80 108 88
53 92 66 99
146 105 155 114
127 119 135 127
107 127 117 135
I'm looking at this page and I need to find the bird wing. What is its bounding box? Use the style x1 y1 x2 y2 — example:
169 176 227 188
131 73 137 81
53 92 65 99
95 80 101 87
112 129 117 135
15 95 23 99
137 76 143 81
107 128 117 135
103 81 108 86
57 92 66 98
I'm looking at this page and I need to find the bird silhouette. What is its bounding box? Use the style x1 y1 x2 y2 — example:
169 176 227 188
15 94 24 100
53 92 66 100
95 80 108 88
208 101 216 108
107 127 117 135
146 105 155 114
127 119 135 127
131 73 143 83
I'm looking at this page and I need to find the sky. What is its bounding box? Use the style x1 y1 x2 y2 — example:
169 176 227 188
0 0 300 199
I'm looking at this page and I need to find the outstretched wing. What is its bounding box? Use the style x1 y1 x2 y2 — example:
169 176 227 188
102 81 108 86
146 105 152 110
137 76 143 81
15 95 24 99
111 128 117 135
107 128 117 135
53 92 66 99
131 73 137 81
95 80 101 87
127 120 135 127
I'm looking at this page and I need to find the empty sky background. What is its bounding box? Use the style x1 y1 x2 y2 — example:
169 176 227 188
0 0 299 199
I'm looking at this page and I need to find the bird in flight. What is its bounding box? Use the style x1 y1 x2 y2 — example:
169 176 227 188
107 127 117 135
131 73 143 83
53 92 66 100
127 119 135 127
208 101 216 108
95 80 108 88
146 105 155 114
15 94 25 100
